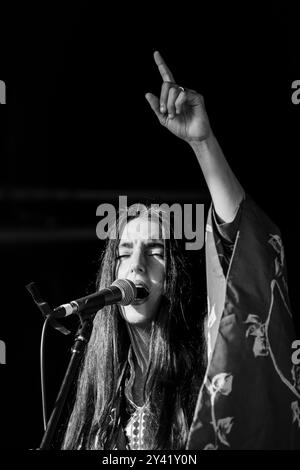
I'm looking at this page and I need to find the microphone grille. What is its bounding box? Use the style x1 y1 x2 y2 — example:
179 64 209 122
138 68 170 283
112 279 136 306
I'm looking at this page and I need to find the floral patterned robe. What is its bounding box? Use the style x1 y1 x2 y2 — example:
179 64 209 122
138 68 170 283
187 195 300 450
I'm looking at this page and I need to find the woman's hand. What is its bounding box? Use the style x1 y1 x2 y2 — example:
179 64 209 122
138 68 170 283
146 51 211 143
146 51 244 223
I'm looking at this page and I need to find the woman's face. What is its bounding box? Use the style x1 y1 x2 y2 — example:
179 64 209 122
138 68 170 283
116 215 166 327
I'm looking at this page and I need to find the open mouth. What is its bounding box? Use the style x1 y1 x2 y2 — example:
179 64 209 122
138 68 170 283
132 282 150 304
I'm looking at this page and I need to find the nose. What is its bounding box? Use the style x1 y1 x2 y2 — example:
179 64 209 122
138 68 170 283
130 248 146 274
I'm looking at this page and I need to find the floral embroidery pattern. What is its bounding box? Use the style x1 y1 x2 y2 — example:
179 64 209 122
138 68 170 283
291 401 300 428
188 204 300 450
268 234 289 293
217 417 234 446
268 234 284 276
245 314 269 357
202 231 300 449
291 365 300 392
243 280 300 401
203 443 218 450
205 373 234 449
211 373 233 395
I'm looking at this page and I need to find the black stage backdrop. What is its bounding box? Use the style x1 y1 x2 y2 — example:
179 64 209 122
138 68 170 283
0 3 299 451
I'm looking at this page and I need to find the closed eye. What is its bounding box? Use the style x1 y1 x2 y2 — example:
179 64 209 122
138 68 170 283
147 251 164 258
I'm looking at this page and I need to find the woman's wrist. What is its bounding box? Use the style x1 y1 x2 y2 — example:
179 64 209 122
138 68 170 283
188 131 216 155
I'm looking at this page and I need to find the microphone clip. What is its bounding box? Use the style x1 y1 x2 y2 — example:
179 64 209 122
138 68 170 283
26 282 71 335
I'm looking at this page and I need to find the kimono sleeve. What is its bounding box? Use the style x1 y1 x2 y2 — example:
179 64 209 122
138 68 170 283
187 195 300 449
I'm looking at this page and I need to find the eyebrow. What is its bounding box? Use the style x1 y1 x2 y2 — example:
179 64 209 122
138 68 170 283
118 240 164 249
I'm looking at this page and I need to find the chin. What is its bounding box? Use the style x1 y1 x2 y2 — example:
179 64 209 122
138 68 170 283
120 306 155 326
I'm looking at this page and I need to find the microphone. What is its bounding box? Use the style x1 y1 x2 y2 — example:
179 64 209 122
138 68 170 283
52 279 137 318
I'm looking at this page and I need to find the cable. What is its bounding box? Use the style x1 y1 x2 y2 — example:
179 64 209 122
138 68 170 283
40 316 51 431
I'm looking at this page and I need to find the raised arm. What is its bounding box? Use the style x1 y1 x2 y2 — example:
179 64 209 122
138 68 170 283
145 51 245 223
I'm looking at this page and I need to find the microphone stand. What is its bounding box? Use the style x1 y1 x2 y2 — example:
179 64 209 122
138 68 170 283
39 317 93 450
26 283 98 450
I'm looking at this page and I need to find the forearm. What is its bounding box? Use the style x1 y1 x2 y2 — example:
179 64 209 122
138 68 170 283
189 133 245 223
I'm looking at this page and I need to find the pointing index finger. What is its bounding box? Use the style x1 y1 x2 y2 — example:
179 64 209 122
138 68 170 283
154 51 175 83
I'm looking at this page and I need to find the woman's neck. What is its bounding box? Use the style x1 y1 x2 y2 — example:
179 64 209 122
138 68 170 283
126 323 151 375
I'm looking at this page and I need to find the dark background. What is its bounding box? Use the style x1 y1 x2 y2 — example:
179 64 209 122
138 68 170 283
0 2 299 449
